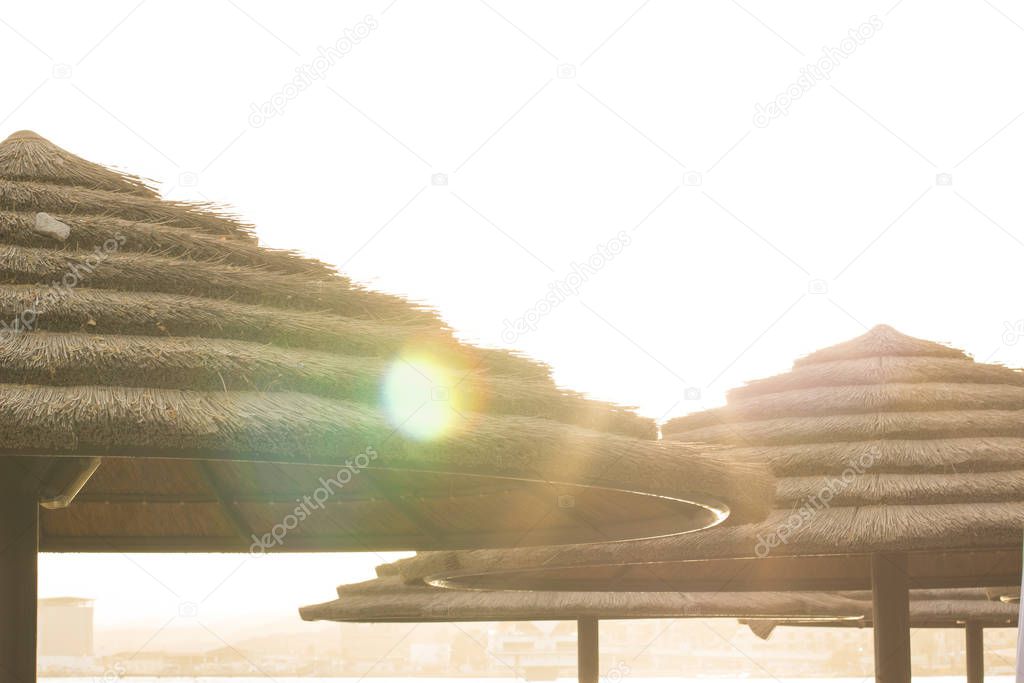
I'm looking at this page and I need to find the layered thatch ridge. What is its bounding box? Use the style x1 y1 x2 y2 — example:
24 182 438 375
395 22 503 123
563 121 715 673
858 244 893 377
298 576 867 623
390 325 1024 583
0 210 332 274
0 130 774 550
0 178 249 239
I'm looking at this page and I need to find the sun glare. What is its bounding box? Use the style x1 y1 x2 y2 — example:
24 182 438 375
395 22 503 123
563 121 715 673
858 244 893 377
381 352 471 440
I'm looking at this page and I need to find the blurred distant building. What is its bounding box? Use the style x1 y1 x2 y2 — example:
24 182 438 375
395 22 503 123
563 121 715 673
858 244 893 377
39 597 94 657
489 621 576 680
38 597 95 675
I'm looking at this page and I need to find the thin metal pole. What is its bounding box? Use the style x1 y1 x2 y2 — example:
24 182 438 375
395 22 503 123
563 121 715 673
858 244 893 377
966 622 984 683
870 552 911 683
0 457 40 682
577 617 598 683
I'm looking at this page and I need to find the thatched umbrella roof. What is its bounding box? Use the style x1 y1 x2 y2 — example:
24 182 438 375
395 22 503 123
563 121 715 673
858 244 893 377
0 130 774 552
298 575 867 623
387 325 1024 584
298 576 1015 629
298 579 1016 683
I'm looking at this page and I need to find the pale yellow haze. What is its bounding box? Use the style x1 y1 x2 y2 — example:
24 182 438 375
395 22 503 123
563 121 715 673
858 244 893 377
5 0 1022 643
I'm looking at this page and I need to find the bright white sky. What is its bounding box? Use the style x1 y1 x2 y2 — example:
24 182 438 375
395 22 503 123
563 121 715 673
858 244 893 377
3 0 1024 646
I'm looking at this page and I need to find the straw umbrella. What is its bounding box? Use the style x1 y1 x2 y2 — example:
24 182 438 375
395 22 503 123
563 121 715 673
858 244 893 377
300 574 866 681
0 130 774 681
387 325 1024 683
743 588 1019 683
299 577 1013 681
299 575 868 623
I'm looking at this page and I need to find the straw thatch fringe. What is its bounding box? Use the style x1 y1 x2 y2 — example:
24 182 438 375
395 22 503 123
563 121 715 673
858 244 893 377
0 211 334 275
298 577 866 623
728 356 1024 402
0 331 655 436
0 178 251 239
676 383 1024 430
667 410 1024 445
776 471 1024 506
721 439 1024 476
0 383 770 520
0 131 157 197
793 324 966 367
0 244 436 319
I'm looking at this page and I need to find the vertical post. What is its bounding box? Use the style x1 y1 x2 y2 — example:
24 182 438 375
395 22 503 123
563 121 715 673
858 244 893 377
0 457 40 683
870 552 911 683
965 622 984 683
577 617 599 683
1016 530 1024 683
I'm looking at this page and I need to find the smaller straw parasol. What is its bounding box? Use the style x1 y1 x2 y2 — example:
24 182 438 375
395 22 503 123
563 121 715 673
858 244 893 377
391 326 1024 589
299 575 867 623
384 326 1024 683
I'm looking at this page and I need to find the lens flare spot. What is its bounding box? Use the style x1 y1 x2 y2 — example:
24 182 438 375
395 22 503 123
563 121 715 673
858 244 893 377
381 354 466 441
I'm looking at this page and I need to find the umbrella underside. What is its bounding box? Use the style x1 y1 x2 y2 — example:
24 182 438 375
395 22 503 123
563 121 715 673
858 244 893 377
21 455 724 552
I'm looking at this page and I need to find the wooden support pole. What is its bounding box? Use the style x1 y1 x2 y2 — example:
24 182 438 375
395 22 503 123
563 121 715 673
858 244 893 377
0 457 40 682
965 622 984 683
870 552 911 683
577 617 599 683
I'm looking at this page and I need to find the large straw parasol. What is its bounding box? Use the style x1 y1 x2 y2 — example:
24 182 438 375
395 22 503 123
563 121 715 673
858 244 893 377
0 130 773 680
386 325 1024 682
